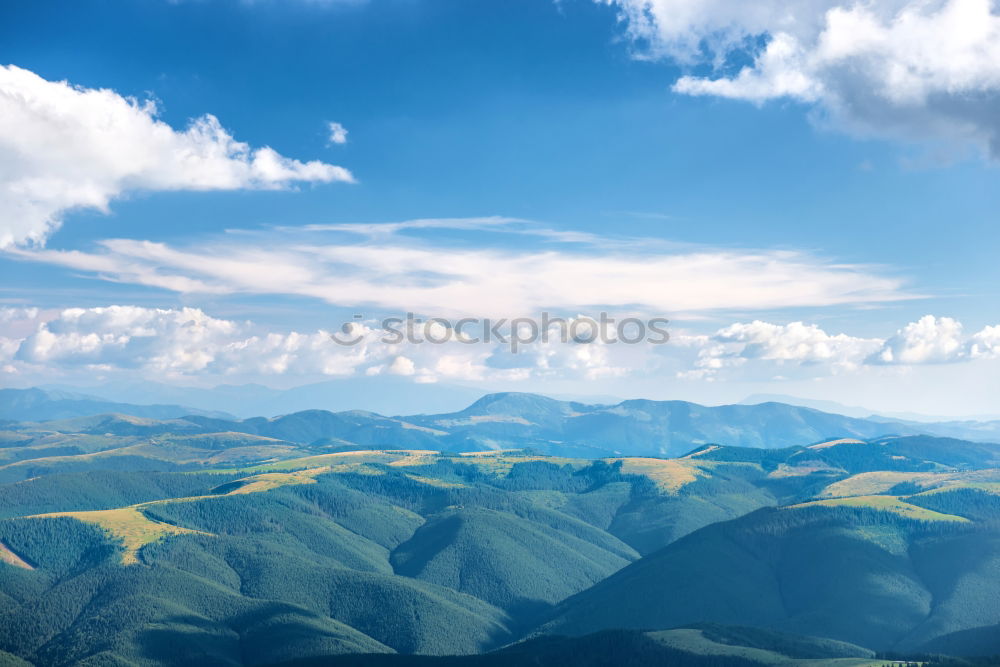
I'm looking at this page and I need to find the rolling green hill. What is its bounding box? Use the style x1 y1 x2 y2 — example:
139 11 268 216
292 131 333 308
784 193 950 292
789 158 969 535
0 445 798 664
0 412 998 666
390 506 636 621
539 501 1000 653
269 625 884 666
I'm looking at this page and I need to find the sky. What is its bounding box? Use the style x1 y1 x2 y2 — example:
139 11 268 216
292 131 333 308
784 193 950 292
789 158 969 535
2 0 1000 415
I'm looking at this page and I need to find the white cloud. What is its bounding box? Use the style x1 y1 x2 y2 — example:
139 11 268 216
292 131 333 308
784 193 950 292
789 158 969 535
870 315 968 364
969 324 1000 359
712 320 880 365
4 306 1000 386
387 355 416 375
1 305 628 383
16 306 238 372
680 320 881 379
0 65 354 248
327 121 349 145
7 219 913 317
0 307 39 322
605 0 1000 156
299 216 523 237
9 305 372 378
678 315 1000 379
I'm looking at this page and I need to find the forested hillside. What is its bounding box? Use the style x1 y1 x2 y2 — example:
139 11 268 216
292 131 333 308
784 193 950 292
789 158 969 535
1 408 999 665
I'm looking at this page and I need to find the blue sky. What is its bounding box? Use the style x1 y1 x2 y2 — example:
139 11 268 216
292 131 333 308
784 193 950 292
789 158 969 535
2 0 1000 414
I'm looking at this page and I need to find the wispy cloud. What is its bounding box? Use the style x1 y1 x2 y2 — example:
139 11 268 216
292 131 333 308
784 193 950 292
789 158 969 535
296 216 523 237
7 219 916 317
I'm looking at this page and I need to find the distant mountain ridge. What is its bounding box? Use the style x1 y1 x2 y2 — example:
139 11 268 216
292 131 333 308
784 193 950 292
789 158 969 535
0 388 232 422
405 393 927 455
37 380 626 419
741 392 1000 423
39 377 487 418
0 390 927 458
8 388 1000 457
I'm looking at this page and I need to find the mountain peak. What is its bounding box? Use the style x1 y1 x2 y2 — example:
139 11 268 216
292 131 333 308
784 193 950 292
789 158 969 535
462 392 571 415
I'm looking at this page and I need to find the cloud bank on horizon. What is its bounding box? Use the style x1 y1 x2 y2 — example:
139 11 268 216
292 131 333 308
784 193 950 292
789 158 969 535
4 306 1000 389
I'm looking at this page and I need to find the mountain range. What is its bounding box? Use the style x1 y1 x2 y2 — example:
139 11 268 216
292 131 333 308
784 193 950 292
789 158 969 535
9 387 1000 454
2 390 1000 665
34 379 488 420
0 388 233 422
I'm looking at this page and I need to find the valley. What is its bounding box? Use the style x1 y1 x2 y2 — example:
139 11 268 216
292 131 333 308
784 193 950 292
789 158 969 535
1 393 999 664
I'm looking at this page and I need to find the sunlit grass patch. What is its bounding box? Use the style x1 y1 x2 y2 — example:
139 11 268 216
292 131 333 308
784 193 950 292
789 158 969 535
609 457 707 493
215 467 331 494
29 508 209 564
237 449 438 473
807 438 866 450
789 495 969 522
404 473 466 488
0 540 33 570
821 469 1000 498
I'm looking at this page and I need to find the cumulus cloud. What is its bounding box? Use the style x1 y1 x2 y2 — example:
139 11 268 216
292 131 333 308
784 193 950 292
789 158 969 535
5 306 1000 385
0 65 354 248
327 121 349 145
680 315 1000 379
9 306 370 378
15 306 238 372
386 355 416 375
710 320 880 365
1 305 632 383
0 307 39 321
969 324 1000 359
680 320 881 379
604 0 1000 156
7 218 913 317
866 314 1000 364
